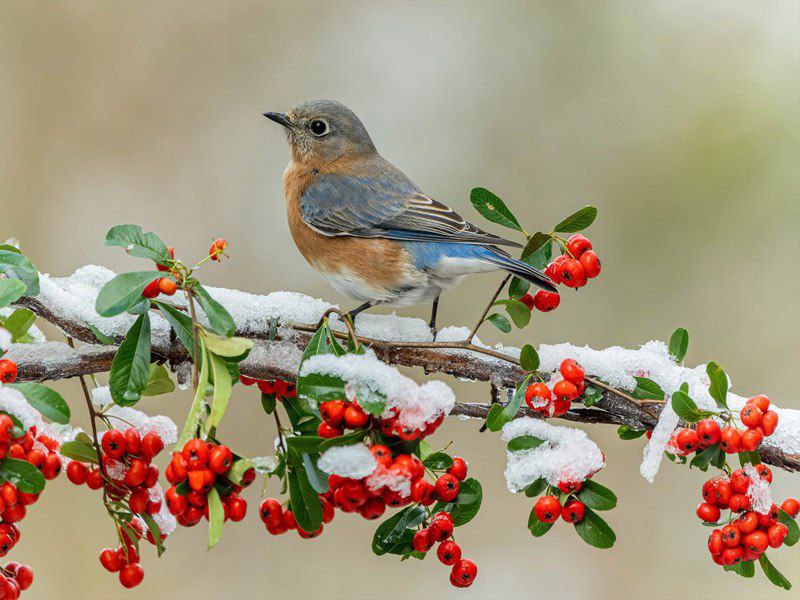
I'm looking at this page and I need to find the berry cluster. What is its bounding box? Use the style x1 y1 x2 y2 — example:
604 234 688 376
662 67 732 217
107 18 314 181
412 512 477 588
315 397 445 442
531 478 590 527
701 468 798 567
239 376 297 401
66 427 168 588
0 562 33 599
669 395 779 457
208 238 228 261
524 359 586 418
0 360 17 384
519 233 602 313
164 439 250 528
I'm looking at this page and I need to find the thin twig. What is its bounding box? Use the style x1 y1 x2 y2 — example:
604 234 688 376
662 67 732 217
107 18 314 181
273 410 287 454
185 288 201 390
467 275 510 343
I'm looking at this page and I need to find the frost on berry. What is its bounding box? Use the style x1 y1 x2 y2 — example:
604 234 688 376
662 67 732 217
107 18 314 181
317 444 377 480
743 463 773 515
501 418 605 491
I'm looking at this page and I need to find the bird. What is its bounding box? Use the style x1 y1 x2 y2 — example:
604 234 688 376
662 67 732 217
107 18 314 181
264 98 557 334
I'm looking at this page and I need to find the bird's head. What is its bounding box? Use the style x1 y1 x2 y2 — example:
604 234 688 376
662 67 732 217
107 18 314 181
265 99 376 164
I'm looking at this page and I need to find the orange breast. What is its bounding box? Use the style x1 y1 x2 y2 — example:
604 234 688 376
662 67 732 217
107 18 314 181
283 160 407 291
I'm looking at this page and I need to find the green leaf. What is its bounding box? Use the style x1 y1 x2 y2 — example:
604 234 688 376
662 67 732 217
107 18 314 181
440 478 482 526
470 187 523 232
178 345 209 448
57 440 99 463
521 236 554 271
777 509 799 546
286 436 324 454
631 377 665 401
0 457 46 494
227 456 278 486
301 323 346 364
194 285 236 337
524 478 549 498
260 393 277 415
0 280 25 309
287 449 323 533
487 313 511 333
671 390 702 423
758 554 792 590
109 312 152 406
669 327 689 362
528 509 554 537
85 323 116 345
616 425 646 440
507 435 545 452
706 362 729 410
372 505 427 555
207 354 233 431
508 277 530 299
552 206 598 234
582 385 603 407
141 364 175 397
206 487 224 550
422 452 453 470
0 250 39 296
520 232 551 260
351 385 387 417
725 560 755 578
318 430 367 452
140 513 166 557
495 298 531 328
519 344 540 372
689 445 722 471
104 225 171 264
574 508 616 548
95 271 162 317
576 480 617 511
297 372 346 404
203 333 253 358
486 376 531 432
2 309 35 341
302 452 329 495
153 301 196 358
6 383 70 424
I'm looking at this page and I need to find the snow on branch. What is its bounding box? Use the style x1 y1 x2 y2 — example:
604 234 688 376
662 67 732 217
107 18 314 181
8 265 800 473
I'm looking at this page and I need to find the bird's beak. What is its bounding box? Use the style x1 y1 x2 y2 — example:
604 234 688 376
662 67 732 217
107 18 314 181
263 112 293 128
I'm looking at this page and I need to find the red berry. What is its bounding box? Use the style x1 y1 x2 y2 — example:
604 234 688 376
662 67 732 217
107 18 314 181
558 258 585 288
559 359 585 385
412 529 434 553
544 257 565 284
780 497 799 518
259 498 283 527
140 431 164 460
754 464 772 483
359 498 385 520
437 540 462 566
119 563 144 588
450 558 477 588
532 290 560 312
42 452 62 479
11 565 32 591
209 238 228 260
740 404 763 429
317 422 343 439
676 428 700 454
410 479 436 506
721 546 744 566
719 427 741 453
525 382 552 411
86 468 103 490
740 427 763 452
0 415 13 443
760 410 779 436
566 234 592 258
66 461 88 485
187 468 214 493
320 401 346 426
768 523 788 548
430 513 454 541
209 445 233 475
181 439 210 470
730 469 750 494
435 474 459 502
228 496 247 522
579 250 601 278
707 529 723 555
534 495 561 523
128 488 149 514
124 428 142 456
745 530 769 555
558 480 583 494
721 524 741 548
552 380 578 403
101 430 126 459
0 360 19 384
747 394 770 412
736 511 759 534
157 277 177 296
696 419 721 448
561 499 586 523
447 457 468 481
369 444 392 467
343 404 369 429
519 293 535 311
696 502 721 523
141 278 160 299
123 458 148 488
729 493 751 513
100 547 123 572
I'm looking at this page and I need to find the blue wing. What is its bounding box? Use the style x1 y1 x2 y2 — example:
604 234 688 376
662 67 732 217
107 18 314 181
300 173 522 248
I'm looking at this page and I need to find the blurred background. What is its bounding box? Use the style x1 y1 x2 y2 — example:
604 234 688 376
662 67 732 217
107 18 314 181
1 1 798 598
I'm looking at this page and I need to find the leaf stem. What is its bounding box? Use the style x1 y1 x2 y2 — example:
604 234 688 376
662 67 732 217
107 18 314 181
467 274 511 343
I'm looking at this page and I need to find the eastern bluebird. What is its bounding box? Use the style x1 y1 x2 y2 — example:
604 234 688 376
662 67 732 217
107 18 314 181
265 98 557 333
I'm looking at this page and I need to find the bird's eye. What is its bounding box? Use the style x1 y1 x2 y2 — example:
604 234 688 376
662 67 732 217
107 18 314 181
309 119 329 136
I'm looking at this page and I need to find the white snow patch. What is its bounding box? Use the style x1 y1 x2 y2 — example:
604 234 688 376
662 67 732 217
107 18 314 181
501 418 605 492
0 328 12 351
300 350 454 430
0 386 43 431
365 465 412 497
317 443 377 480
744 463 773 515
91 386 177 445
